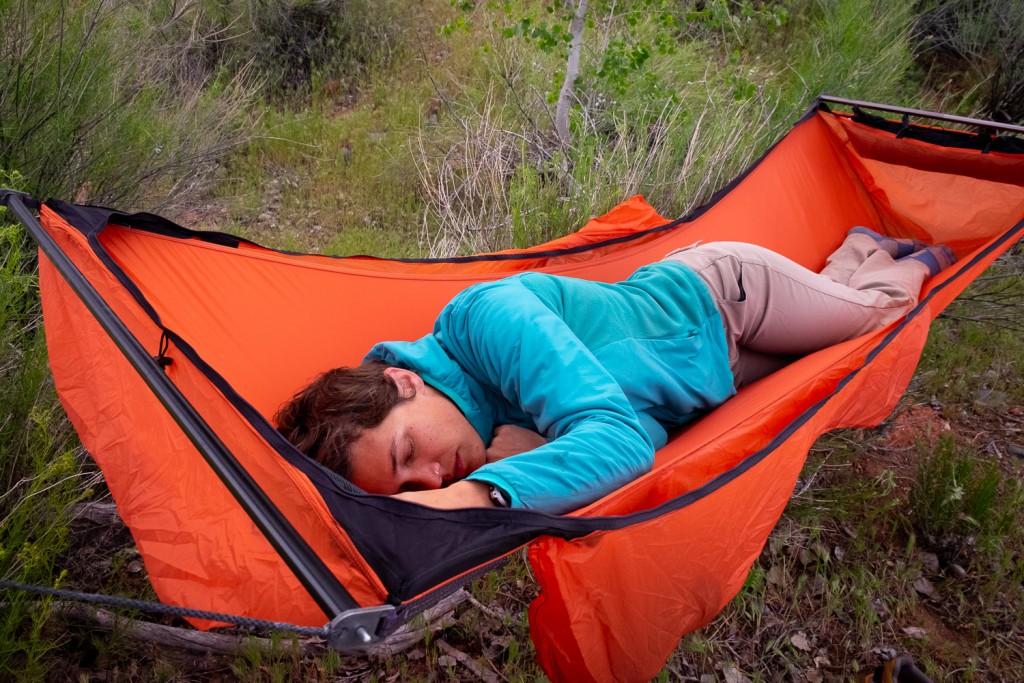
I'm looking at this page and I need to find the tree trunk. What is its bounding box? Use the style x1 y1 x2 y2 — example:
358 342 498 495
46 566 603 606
554 0 589 148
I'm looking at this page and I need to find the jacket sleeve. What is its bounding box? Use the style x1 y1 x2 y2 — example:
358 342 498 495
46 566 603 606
434 279 655 515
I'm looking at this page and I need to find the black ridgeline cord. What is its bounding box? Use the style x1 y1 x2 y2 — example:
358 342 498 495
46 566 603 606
0 579 328 638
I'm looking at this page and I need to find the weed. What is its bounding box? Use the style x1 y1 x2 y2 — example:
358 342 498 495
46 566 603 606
909 436 1020 566
0 256 85 679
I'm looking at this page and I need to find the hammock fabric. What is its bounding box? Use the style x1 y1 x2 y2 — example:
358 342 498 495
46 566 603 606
18 99 1024 681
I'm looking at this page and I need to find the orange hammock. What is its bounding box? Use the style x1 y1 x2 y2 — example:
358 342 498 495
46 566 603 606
5 97 1023 682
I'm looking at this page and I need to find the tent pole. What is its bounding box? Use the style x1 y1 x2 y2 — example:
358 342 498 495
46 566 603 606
820 94 1024 135
1 190 391 645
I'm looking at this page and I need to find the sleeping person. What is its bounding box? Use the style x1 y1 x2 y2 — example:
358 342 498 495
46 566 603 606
276 228 955 515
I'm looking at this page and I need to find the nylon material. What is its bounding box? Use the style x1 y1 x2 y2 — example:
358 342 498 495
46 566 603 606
101 230 480 416
42 263 274 599
98 195 669 279
41 216 386 625
161 345 388 610
44 268 338 625
830 115 1024 185
282 195 672 274
530 434 807 682
856 158 1024 250
822 114 1024 247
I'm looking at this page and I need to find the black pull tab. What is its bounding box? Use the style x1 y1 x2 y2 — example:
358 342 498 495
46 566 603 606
980 132 995 154
895 113 911 139
153 331 173 371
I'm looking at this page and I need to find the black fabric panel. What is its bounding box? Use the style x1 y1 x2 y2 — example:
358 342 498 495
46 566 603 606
44 198 248 247
849 108 1024 154
0 189 41 211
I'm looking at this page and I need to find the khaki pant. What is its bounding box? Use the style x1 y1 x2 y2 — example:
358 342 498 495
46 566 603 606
663 233 931 387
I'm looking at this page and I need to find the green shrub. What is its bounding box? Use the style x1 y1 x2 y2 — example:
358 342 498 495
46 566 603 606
0 206 85 679
913 0 1024 123
909 436 1021 566
415 0 922 255
182 0 411 102
0 0 259 209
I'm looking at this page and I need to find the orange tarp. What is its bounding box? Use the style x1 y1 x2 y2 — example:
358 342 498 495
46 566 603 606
37 106 1024 681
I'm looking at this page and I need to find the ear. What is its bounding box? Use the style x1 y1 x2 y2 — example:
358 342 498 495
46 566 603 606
383 367 424 399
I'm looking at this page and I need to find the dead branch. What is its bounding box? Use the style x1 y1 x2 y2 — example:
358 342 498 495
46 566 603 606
58 602 316 656
51 586 470 660
72 501 123 527
368 588 470 657
437 638 501 683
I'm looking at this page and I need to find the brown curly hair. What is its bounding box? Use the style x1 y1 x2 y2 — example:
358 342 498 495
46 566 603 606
275 361 408 479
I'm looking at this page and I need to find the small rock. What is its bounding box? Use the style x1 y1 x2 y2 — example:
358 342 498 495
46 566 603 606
700 675 716 683
872 646 897 660
1008 444 1024 459
917 551 940 574
810 574 828 598
833 545 846 562
902 626 928 639
766 564 787 587
948 563 968 579
913 576 937 598
974 389 1008 408
722 665 753 683
791 632 812 651
805 670 824 683
435 655 456 667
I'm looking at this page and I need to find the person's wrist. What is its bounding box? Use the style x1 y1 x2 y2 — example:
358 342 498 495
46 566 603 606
450 480 493 507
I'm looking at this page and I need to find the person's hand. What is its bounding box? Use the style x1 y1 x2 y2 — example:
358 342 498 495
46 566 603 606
486 424 547 463
392 480 492 509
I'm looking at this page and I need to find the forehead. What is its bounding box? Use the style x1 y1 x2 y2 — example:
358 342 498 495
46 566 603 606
349 415 399 493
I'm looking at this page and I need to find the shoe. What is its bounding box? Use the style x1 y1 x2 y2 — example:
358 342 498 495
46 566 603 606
849 226 928 259
897 244 957 277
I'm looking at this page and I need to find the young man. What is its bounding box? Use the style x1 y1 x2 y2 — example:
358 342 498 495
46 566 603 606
277 229 954 515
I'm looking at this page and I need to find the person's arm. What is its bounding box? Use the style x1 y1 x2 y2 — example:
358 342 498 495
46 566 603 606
394 480 492 508
435 278 655 515
390 425 545 509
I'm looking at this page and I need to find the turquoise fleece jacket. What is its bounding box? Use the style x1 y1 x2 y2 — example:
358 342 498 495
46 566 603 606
365 261 734 515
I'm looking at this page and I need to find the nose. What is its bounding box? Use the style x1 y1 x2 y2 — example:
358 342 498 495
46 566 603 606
400 460 443 492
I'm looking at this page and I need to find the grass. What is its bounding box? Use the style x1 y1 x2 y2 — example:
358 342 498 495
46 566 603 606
0 218 95 679
2 0 1023 680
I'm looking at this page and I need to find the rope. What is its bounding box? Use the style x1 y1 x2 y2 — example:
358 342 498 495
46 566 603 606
0 579 329 638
